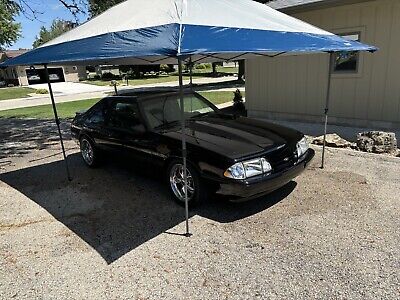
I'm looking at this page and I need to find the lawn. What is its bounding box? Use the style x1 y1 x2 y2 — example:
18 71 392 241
0 91 243 119
0 98 101 119
0 87 35 101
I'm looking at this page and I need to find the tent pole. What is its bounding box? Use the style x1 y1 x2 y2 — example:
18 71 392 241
178 58 191 237
321 52 334 169
44 64 72 181
189 56 193 90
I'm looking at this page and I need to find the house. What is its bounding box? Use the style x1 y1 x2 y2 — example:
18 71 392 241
246 0 400 129
0 49 87 86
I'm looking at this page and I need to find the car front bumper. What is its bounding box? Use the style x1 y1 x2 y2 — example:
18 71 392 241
216 149 315 201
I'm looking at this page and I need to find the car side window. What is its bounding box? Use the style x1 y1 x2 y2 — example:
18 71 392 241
88 108 104 125
85 104 105 125
108 101 145 132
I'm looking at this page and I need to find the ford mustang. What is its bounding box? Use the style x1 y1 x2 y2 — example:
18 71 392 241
71 90 314 205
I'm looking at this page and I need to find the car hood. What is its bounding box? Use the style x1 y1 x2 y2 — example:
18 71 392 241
162 115 303 159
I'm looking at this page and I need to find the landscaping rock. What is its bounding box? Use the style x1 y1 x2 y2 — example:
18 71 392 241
357 131 398 154
312 133 354 148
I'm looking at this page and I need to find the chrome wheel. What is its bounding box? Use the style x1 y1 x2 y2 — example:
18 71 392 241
80 138 94 165
169 164 195 202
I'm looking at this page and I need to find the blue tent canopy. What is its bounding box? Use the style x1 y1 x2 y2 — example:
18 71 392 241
1 0 376 67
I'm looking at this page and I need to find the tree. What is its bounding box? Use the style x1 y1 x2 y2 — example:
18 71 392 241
33 19 76 48
0 0 21 50
88 0 124 17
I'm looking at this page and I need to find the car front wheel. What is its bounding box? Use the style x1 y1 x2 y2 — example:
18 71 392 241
167 160 207 206
80 136 99 167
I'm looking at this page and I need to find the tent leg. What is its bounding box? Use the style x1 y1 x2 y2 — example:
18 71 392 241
44 64 72 181
178 58 191 237
189 56 193 90
321 53 334 169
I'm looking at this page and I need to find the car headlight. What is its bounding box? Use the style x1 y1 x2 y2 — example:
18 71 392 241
224 157 272 180
296 137 309 158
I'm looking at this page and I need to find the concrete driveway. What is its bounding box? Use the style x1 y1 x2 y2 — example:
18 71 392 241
0 118 398 299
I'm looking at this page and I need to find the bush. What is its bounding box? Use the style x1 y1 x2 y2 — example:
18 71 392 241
160 64 172 73
195 63 211 70
93 74 101 80
101 72 116 80
35 88 49 94
233 89 245 112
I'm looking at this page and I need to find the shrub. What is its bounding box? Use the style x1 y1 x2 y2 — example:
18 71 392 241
35 88 49 94
101 72 116 80
195 63 211 70
160 64 172 73
93 74 101 80
233 89 245 112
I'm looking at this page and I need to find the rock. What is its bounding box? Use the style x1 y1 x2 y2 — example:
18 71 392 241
357 131 398 154
312 133 354 148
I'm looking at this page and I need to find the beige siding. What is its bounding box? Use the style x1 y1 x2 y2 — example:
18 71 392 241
246 0 400 128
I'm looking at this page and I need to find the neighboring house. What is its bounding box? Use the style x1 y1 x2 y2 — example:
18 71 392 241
246 0 400 129
0 49 86 86
95 65 121 77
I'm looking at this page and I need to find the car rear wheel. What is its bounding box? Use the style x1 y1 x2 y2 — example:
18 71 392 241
167 160 207 206
80 136 99 167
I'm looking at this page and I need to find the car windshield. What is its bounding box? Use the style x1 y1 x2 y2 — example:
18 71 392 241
142 93 217 130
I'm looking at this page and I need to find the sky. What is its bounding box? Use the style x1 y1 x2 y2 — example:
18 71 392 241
11 0 87 50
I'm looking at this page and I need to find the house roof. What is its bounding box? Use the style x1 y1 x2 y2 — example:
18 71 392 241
2 49 29 59
267 0 370 12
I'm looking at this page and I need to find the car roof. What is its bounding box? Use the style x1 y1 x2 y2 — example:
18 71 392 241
105 89 198 103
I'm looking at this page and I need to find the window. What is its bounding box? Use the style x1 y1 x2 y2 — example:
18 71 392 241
333 32 360 73
108 101 144 132
142 94 217 130
87 108 104 125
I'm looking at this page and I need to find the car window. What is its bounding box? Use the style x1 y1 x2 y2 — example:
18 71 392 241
108 101 144 132
142 94 217 129
86 106 104 125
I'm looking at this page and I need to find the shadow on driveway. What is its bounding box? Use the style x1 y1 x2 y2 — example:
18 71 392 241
0 153 296 264
0 117 71 159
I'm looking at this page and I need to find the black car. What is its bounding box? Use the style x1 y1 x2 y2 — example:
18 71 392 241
71 91 314 205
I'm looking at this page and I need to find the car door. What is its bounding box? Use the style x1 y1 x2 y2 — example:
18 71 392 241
118 102 163 164
82 102 109 150
104 99 164 165
99 99 134 153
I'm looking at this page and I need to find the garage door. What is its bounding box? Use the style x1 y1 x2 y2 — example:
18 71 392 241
26 68 65 85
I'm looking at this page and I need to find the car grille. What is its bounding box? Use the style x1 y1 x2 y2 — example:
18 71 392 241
267 145 297 173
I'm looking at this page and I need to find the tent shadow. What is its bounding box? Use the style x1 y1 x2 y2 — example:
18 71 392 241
0 153 296 264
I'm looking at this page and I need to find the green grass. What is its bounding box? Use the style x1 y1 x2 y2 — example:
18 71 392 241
0 87 36 101
199 91 244 105
0 98 101 119
0 91 244 119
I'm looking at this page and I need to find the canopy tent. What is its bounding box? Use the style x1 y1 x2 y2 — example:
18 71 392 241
1 0 376 236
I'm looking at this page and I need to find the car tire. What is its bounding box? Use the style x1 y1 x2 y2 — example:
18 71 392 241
167 160 207 207
79 136 100 168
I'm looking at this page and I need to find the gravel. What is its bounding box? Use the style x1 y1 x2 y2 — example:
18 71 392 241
0 128 399 299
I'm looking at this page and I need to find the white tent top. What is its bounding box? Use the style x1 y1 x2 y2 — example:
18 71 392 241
2 0 376 67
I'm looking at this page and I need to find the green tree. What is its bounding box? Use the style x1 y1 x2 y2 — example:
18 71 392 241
88 0 124 17
0 0 21 50
32 19 76 48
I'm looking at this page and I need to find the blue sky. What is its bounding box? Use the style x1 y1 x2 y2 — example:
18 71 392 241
11 0 87 49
